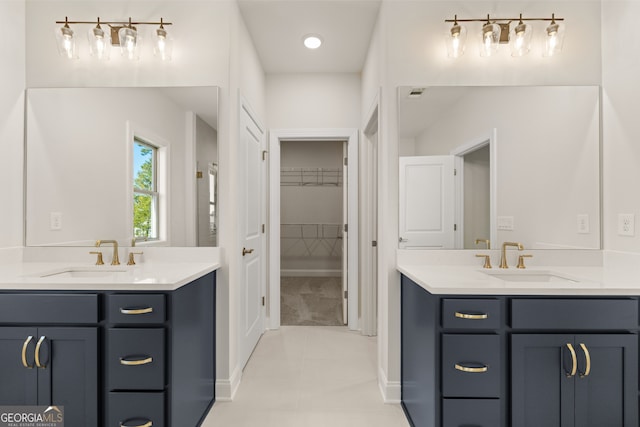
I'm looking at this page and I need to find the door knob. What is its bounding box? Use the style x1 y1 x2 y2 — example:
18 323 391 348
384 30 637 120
242 247 254 256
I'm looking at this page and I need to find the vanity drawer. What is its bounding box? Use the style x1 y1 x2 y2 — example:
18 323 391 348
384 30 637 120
442 299 501 330
442 399 501 427
442 334 501 397
107 294 166 324
511 299 638 330
0 293 98 324
107 392 165 427
107 328 165 390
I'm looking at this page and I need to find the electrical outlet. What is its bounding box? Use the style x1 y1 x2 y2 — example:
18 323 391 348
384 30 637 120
577 214 590 234
50 212 62 231
618 214 635 236
497 216 514 231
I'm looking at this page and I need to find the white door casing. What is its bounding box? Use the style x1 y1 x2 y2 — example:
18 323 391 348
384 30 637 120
239 97 265 369
342 143 348 325
399 155 455 249
269 129 359 331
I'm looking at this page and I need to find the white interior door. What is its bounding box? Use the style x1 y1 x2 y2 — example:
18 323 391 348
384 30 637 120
342 143 348 324
239 100 265 369
399 155 455 249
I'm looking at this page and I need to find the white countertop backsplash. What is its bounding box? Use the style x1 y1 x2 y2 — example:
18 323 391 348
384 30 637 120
0 246 220 291
397 249 640 296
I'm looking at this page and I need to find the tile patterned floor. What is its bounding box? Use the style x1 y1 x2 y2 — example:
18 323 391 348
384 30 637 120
202 326 409 427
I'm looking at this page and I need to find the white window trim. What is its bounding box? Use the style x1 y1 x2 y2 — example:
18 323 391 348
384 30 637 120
126 121 171 246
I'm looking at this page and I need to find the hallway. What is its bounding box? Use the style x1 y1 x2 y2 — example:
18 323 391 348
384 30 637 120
203 326 409 426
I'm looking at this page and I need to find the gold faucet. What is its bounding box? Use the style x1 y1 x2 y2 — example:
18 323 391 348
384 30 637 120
500 241 524 269
95 240 120 265
475 238 491 249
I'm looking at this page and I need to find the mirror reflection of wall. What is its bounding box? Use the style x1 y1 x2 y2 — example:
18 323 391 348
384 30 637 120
196 115 218 247
25 86 219 247
398 86 601 250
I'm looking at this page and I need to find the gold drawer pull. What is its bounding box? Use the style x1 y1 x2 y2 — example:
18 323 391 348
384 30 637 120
119 356 153 366
120 420 152 427
120 307 154 315
454 311 489 320
21 336 34 369
455 363 488 373
565 343 577 378
579 343 591 378
35 336 47 369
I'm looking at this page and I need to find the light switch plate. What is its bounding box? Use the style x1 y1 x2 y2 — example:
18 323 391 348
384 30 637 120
497 216 514 231
50 212 62 231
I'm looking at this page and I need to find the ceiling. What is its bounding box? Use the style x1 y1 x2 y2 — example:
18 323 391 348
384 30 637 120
238 0 381 74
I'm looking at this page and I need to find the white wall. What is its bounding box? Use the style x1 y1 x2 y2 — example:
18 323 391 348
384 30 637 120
363 0 603 402
0 1 25 248
267 73 361 129
280 141 343 273
602 1 640 253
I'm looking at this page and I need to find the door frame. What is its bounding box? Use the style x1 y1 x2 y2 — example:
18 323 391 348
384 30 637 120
450 128 498 249
268 128 359 331
361 93 380 336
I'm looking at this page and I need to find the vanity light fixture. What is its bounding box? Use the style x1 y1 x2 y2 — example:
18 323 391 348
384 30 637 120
444 13 564 58
55 17 173 61
303 34 323 50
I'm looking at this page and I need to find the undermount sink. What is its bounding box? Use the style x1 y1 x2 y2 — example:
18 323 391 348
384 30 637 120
482 270 579 283
39 268 129 278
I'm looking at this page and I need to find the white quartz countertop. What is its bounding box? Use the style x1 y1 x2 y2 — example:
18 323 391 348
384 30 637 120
0 247 220 291
397 249 640 296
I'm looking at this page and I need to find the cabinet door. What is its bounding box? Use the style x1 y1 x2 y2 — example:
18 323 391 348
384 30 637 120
512 334 575 427
574 334 638 427
0 327 38 405
36 327 98 427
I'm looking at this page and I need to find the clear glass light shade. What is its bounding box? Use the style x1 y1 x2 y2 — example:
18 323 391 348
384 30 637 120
510 22 532 57
118 26 140 60
88 26 111 60
445 24 467 58
544 22 565 57
55 25 77 59
153 28 173 61
480 22 500 57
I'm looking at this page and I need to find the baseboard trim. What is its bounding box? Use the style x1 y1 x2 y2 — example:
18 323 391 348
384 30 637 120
378 366 401 404
214 364 242 401
281 269 341 277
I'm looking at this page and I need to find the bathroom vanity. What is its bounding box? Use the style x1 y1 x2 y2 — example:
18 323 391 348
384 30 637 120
399 258 640 427
0 250 218 427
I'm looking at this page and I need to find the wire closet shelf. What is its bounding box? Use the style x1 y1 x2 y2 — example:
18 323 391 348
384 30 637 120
280 167 343 187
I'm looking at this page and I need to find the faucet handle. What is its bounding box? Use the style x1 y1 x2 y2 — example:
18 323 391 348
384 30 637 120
475 239 490 249
127 251 144 266
476 254 492 269
517 254 533 269
89 251 104 266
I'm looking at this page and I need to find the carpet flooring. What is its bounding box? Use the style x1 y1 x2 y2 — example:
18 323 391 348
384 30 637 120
281 276 344 326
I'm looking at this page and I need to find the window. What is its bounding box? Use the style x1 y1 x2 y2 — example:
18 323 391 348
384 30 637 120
133 138 159 241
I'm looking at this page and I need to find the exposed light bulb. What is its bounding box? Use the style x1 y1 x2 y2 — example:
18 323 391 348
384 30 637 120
55 19 77 59
446 19 466 58
154 22 173 61
119 25 139 60
88 20 110 60
544 14 564 57
510 17 531 57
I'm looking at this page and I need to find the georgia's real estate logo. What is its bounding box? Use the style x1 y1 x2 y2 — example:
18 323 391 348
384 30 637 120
0 406 64 427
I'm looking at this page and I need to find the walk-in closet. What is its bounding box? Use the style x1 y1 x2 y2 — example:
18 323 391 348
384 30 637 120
280 140 346 326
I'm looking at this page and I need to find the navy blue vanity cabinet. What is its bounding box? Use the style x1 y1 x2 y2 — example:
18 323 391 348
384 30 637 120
511 298 638 427
0 294 99 427
105 271 216 427
400 274 639 427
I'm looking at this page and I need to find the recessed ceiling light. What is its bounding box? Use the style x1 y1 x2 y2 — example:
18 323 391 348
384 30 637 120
303 34 323 50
